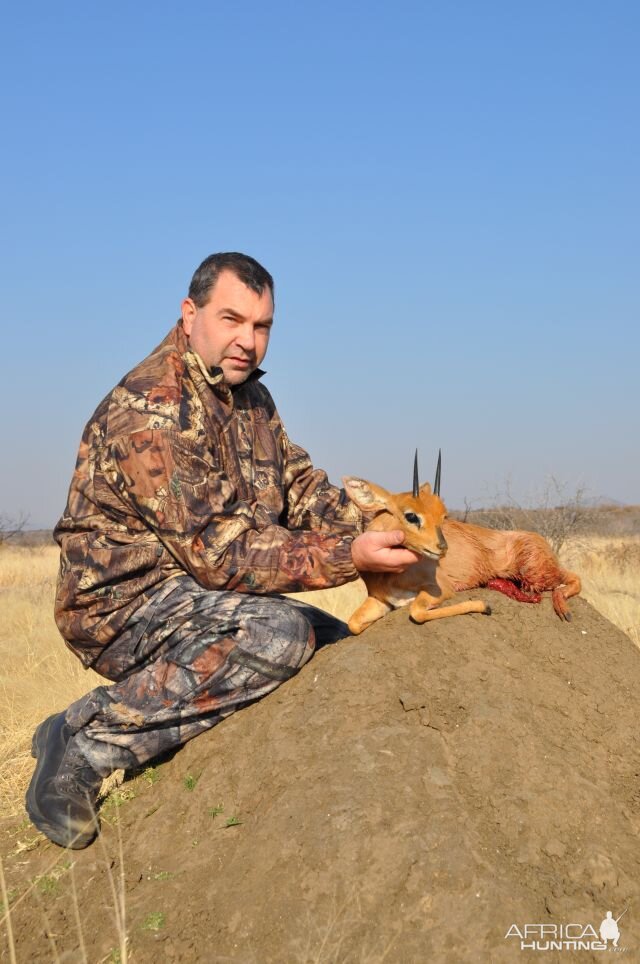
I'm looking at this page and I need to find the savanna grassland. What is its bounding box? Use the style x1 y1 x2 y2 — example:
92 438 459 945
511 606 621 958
0 545 103 819
1 512 639 821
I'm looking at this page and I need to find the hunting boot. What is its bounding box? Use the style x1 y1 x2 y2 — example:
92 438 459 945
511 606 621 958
26 712 104 849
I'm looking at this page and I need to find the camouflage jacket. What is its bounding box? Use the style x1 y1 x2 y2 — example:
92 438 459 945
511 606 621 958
54 322 363 666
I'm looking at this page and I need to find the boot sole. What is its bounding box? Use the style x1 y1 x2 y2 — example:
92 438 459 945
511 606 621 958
26 714 99 850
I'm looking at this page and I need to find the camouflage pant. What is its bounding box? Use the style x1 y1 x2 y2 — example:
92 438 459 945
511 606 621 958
65 575 348 776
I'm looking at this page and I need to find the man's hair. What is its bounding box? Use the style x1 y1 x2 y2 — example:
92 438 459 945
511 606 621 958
188 252 274 308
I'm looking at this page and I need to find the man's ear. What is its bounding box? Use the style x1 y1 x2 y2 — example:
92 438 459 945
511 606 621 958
181 298 197 336
342 477 391 512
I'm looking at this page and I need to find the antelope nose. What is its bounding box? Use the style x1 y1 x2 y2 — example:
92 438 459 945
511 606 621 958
436 527 448 552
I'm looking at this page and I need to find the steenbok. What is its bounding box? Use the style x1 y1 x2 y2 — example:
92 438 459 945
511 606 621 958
343 453 581 635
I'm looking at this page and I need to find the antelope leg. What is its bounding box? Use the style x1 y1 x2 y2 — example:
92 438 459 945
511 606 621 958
348 596 391 635
410 591 490 624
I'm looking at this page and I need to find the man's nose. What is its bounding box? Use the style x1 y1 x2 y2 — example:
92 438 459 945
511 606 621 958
235 324 256 353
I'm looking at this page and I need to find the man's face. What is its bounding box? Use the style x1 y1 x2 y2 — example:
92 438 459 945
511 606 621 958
181 270 273 385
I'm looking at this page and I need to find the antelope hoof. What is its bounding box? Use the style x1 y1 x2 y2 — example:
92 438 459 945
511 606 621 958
409 611 429 625
564 612 572 622
483 605 492 616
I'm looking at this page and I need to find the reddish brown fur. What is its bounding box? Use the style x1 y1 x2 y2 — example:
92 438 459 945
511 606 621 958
440 519 581 620
343 477 581 634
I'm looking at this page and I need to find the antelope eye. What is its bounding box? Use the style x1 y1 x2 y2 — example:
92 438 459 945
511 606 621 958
404 511 421 526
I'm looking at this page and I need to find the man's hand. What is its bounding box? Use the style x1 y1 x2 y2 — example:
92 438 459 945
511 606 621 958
351 530 422 573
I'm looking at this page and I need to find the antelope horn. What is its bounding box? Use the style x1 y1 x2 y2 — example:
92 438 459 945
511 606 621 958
413 450 420 498
433 449 442 496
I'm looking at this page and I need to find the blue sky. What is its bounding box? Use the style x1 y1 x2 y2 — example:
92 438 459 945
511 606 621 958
1 0 638 528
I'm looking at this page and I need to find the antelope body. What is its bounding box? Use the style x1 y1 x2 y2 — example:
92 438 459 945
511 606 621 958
343 460 581 636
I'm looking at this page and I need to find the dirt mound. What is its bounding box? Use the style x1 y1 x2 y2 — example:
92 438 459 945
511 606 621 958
3 592 640 962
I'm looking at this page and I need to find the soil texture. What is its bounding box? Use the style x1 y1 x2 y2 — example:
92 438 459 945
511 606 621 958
2 591 640 963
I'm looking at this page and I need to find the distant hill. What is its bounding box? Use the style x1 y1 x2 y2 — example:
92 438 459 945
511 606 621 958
582 495 627 507
3 529 55 547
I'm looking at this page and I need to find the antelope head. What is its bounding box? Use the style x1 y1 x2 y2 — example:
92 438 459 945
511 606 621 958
344 451 448 560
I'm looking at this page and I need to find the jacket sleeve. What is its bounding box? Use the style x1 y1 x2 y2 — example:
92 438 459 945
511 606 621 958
102 429 360 594
278 423 367 535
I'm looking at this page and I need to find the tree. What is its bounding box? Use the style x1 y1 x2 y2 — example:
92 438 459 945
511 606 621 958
0 511 29 546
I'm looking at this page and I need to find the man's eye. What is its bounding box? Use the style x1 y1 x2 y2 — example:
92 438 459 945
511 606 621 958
404 511 421 526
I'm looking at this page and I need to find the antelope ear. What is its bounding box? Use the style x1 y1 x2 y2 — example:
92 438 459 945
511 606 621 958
419 482 432 496
342 477 391 512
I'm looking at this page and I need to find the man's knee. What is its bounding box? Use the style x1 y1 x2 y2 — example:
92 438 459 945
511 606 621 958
271 599 316 650
232 596 316 680
276 600 316 670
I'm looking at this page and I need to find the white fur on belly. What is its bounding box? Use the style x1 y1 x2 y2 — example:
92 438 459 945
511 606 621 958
385 587 416 609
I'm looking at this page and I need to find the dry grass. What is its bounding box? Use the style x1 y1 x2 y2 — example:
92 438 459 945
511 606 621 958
0 546 103 819
288 580 367 624
560 535 640 647
1 536 639 820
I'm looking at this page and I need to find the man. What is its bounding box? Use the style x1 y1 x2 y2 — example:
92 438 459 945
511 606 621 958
26 252 419 849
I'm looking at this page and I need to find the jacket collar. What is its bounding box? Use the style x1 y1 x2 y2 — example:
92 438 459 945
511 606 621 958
171 321 266 391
